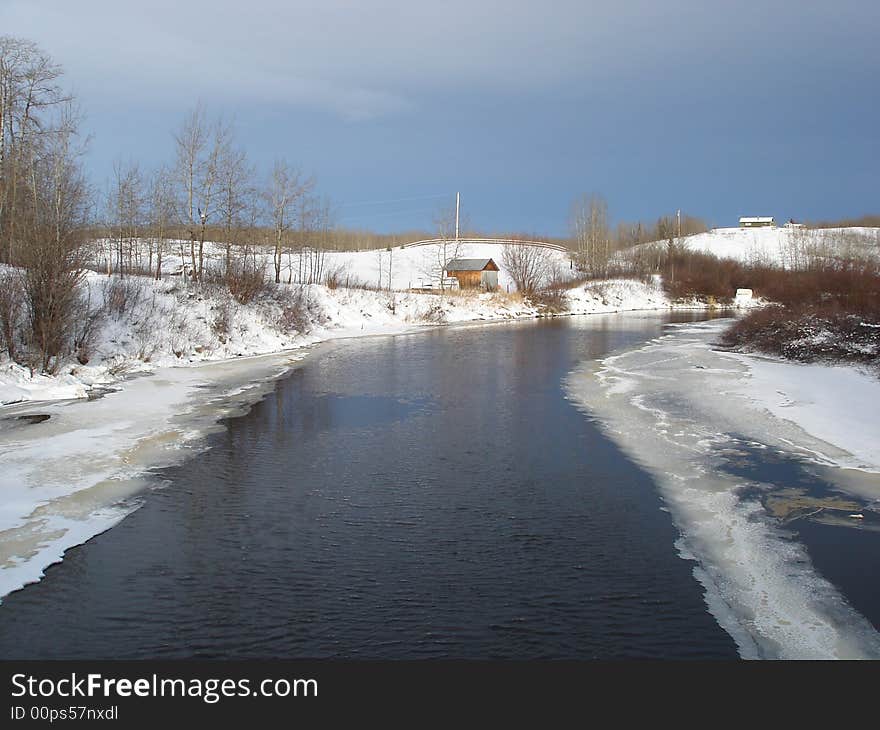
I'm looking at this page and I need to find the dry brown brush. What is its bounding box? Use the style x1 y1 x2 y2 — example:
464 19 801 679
720 258 880 364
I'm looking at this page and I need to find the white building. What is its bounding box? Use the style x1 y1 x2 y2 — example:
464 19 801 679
739 216 775 228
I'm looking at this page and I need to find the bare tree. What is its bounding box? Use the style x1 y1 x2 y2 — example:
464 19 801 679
0 268 23 361
657 214 680 283
18 105 92 372
571 194 612 278
174 105 232 281
108 160 145 276
501 242 552 294
0 38 89 371
217 143 254 277
302 196 334 285
0 36 71 266
263 159 312 284
148 166 176 280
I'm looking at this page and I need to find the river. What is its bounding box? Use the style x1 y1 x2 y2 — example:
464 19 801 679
0 313 769 658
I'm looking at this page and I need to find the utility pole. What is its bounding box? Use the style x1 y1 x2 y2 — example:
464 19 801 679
455 191 460 241
677 208 681 238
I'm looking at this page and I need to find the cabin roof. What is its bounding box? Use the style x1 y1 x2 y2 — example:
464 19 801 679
445 258 496 271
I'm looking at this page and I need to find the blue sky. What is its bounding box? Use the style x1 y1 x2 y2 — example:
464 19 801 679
2 0 878 235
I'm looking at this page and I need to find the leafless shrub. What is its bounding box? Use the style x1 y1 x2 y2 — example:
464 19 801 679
0 270 24 361
102 275 144 316
225 259 267 304
130 318 160 362
501 243 553 294
105 354 136 377
583 281 611 302
529 264 571 313
70 285 104 365
529 287 569 314
722 303 880 364
324 267 382 291
721 255 880 365
324 264 349 290
166 307 195 359
271 286 310 335
211 300 232 342
22 260 88 374
421 301 447 324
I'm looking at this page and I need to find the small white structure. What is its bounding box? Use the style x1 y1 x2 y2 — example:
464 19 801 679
739 216 775 228
784 219 805 229
734 288 754 307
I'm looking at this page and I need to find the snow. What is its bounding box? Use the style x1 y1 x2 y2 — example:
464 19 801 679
316 240 572 292
0 364 89 405
565 319 880 658
722 355 880 473
628 226 880 268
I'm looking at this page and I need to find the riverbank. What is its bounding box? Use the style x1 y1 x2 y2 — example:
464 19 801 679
0 273 702 407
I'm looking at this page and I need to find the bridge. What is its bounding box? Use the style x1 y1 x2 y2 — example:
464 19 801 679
400 237 570 252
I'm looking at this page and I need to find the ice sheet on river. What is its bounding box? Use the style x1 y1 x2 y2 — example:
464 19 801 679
0 352 303 602
565 319 880 659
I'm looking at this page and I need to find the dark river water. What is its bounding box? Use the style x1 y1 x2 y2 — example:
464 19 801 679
0 314 739 659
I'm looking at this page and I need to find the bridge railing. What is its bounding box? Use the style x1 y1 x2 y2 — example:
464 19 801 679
400 237 570 252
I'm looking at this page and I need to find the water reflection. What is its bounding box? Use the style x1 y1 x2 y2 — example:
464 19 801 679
0 313 738 659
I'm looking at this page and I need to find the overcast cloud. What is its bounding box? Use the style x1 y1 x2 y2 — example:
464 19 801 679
2 0 878 232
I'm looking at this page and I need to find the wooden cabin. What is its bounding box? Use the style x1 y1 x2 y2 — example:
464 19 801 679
444 258 500 290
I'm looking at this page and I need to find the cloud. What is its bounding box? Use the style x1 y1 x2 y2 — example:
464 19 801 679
5 0 875 123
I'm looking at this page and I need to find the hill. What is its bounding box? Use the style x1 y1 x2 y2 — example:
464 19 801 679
628 226 880 268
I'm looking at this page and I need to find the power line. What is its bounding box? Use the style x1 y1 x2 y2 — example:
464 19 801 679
337 206 439 222
337 193 449 209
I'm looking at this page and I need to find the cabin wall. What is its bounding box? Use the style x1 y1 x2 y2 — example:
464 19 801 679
450 271 483 288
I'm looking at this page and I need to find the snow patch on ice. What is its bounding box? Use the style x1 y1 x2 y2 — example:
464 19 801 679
565 319 880 659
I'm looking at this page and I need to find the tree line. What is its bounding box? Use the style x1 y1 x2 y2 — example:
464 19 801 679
568 193 708 278
0 36 339 372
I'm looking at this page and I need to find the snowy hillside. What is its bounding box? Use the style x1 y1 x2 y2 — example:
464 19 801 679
108 240 574 293
631 226 880 268
322 241 571 291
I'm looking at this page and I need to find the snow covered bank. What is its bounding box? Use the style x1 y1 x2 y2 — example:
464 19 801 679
0 365 90 406
1 270 698 409
565 319 880 659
